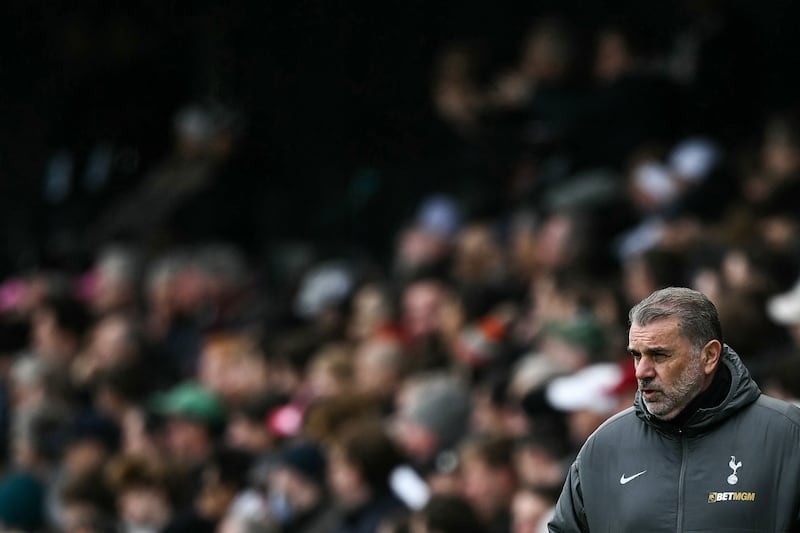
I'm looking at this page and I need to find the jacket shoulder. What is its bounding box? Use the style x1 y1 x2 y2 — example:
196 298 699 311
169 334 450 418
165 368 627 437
751 394 800 426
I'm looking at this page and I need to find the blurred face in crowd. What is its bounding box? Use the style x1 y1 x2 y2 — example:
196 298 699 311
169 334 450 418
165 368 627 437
761 133 800 178
327 444 366 508
118 487 172 531
145 270 179 332
403 281 444 339
198 337 268 406
594 30 632 82
65 439 110 478
306 348 352 400
453 223 502 284
534 213 575 272
459 452 515 522
513 445 564 489
86 314 138 369
437 290 465 344
397 227 450 273
521 27 569 82
509 218 538 280
60 501 103 533
268 466 321 521
628 317 718 420
173 266 209 313
354 338 404 398
348 284 392 341
90 268 136 315
32 307 76 363
432 47 483 128
511 489 553 533
164 418 213 466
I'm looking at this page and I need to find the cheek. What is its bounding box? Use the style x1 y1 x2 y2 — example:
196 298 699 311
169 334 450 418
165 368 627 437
660 358 690 384
653 362 673 383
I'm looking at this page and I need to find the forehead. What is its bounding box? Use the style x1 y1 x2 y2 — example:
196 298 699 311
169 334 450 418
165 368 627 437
628 317 682 346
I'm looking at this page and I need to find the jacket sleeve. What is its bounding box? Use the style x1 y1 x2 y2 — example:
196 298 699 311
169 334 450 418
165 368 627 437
548 460 589 533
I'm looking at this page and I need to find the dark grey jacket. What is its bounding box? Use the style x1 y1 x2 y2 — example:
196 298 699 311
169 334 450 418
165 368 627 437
549 346 800 532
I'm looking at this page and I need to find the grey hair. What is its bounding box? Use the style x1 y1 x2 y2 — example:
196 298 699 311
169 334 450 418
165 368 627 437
629 287 722 350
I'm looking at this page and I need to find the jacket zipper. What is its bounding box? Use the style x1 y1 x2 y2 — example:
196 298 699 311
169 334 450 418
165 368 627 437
677 430 688 532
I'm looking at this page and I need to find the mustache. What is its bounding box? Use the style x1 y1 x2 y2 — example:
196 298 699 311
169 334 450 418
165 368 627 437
638 379 658 390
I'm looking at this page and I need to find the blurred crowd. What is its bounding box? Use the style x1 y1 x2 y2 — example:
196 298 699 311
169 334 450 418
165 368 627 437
2 5 800 533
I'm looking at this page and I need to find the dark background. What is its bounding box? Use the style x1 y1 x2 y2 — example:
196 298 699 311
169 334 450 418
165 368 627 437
2 0 800 273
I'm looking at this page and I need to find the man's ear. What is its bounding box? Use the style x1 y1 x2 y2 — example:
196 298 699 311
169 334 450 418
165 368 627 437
702 340 722 375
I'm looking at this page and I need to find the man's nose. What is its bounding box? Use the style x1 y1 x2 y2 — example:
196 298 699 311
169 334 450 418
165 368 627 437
634 357 655 380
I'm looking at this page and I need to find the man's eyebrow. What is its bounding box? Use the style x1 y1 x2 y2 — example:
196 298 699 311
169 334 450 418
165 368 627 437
627 346 670 356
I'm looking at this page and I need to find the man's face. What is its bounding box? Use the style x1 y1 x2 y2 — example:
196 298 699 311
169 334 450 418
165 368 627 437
165 418 211 465
628 317 707 420
402 282 443 339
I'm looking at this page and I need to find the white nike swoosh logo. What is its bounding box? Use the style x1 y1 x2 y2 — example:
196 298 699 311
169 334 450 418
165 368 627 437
619 470 647 484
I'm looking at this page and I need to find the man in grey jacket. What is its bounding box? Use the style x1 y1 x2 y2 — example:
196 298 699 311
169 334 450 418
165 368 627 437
549 287 800 532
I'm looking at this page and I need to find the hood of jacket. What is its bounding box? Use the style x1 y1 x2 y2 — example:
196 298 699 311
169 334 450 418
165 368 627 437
634 344 761 435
